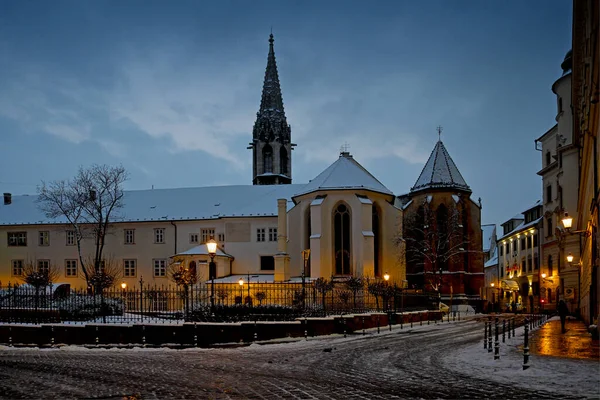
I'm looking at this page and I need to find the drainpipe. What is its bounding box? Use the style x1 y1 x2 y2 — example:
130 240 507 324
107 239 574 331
170 221 177 253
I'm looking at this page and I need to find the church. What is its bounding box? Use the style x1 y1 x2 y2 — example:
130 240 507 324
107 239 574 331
0 34 483 302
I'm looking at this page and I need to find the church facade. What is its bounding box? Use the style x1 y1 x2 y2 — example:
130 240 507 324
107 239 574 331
0 35 483 303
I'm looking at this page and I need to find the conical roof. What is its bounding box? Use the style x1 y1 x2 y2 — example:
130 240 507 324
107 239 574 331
410 141 470 193
294 152 393 198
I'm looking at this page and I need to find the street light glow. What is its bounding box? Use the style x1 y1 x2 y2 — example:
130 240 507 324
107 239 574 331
121 282 127 289
566 253 574 263
561 213 573 229
383 272 390 281
541 273 547 279
206 238 218 255
238 278 244 286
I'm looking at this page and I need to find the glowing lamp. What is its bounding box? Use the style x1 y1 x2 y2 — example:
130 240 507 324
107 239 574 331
561 213 573 229
238 278 244 286
383 272 390 281
566 253 574 263
121 282 127 290
206 238 218 256
541 273 547 279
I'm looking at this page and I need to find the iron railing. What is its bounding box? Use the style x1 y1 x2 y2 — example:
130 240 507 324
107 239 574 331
0 281 439 324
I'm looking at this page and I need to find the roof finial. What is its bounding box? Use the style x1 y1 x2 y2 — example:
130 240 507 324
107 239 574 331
340 142 350 154
269 28 274 45
436 125 443 141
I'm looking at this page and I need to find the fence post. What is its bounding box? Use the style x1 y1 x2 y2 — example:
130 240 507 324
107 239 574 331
487 317 492 353
377 314 380 334
389 313 392 332
512 317 515 337
362 316 365 336
494 317 500 360
502 319 506 343
304 317 308 341
523 318 530 370
420 313 423 326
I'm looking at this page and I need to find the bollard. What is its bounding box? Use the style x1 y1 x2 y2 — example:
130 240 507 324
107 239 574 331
362 316 365 336
194 322 198 347
305 317 308 340
51 325 55 347
487 318 492 353
389 314 393 332
508 318 511 339
484 319 488 349
428 316 430 325
344 319 348 338
8 327 12 347
411 318 413 328
142 324 146 347
523 318 530 370
502 319 506 343
95 326 99 345
254 319 258 342
512 318 515 337
400 313 404 329
453 311 456 322
447 312 450 323
420 314 423 326
377 315 380 334
458 311 461 321
494 318 500 360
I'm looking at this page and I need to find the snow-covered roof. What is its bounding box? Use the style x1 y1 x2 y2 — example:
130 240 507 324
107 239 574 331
498 217 542 241
484 247 498 268
174 244 233 259
481 224 496 252
293 152 393 198
410 141 471 193
0 184 303 225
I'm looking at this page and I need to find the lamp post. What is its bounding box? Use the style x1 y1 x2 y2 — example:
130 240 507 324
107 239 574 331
206 238 218 311
238 277 244 304
560 212 590 317
301 249 310 309
383 272 390 311
120 282 127 313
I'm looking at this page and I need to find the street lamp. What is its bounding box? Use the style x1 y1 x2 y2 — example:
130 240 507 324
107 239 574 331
121 282 127 290
206 237 218 311
383 272 390 282
566 253 574 263
301 249 310 309
238 277 244 304
383 272 390 311
561 213 573 229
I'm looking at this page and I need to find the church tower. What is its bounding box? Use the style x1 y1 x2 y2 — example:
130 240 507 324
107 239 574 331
248 33 294 185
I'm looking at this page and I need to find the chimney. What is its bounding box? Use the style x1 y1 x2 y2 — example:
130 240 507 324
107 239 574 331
3 193 11 205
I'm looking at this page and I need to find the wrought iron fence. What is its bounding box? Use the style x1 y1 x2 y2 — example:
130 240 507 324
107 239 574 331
0 281 438 324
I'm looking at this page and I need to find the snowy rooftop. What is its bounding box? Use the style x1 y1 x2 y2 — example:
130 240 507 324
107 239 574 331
293 152 393 198
0 184 304 225
498 217 543 241
174 244 233 259
481 224 496 252
410 141 470 193
484 247 498 268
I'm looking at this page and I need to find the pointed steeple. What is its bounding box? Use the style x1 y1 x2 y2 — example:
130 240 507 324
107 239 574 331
249 33 294 185
410 140 471 193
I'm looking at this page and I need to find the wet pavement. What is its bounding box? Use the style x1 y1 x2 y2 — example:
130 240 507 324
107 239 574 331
529 317 599 360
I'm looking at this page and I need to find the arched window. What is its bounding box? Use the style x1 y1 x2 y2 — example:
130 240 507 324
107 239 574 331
263 145 273 173
548 255 553 276
334 203 351 275
372 204 380 277
436 204 448 270
280 147 288 175
305 205 311 276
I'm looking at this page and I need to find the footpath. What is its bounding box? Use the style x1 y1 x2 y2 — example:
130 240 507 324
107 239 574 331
528 316 599 360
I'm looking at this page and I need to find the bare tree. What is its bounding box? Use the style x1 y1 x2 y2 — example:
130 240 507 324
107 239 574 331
37 164 128 289
21 260 61 290
396 201 475 292
84 254 122 291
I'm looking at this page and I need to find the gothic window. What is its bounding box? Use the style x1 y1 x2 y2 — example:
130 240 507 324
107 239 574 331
263 145 273 174
436 204 448 271
334 203 351 275
372 204 380 277
280 147 288 175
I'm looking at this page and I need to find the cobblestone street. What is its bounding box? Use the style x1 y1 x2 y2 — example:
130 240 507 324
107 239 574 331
0 319 596 399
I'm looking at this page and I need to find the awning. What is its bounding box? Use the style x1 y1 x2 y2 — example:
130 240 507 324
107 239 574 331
501 280 520 291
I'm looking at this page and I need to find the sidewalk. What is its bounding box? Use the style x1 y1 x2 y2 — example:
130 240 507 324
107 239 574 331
528 316 599 360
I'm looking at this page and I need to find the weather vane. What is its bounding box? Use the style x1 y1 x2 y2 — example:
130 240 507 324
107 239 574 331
436 125 443 141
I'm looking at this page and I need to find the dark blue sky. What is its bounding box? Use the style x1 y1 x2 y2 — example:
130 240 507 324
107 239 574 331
0 0 572 226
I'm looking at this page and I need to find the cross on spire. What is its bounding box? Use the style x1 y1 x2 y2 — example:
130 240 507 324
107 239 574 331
340 142 350 153
436 126 443 141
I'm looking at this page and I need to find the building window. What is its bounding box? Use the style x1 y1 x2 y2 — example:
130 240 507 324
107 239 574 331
154 228 165 244
124 229 135 244
124 259 137 277
546 185 552 203
520 237 525 251
268 228 277 242
65 260 78 277
37 260 50 274
499 245 503 256
8 232 27 247
533 233 538 247
12 260 24 276
260 256 275 271
546 217 553 237
534 254 538 270
546 151 551 166
153 259 167 277
201 228 215 244
513 240 518 253
521 259 526 274
501 266 505 278
334 203 351 275
38 231 49 246
190 233 199 244
66 230 75 246
548 255 553 276
218 233 225 242
256 228 266 242
547 288 552 303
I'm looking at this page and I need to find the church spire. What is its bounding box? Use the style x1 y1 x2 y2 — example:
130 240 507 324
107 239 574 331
249 33 294 185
